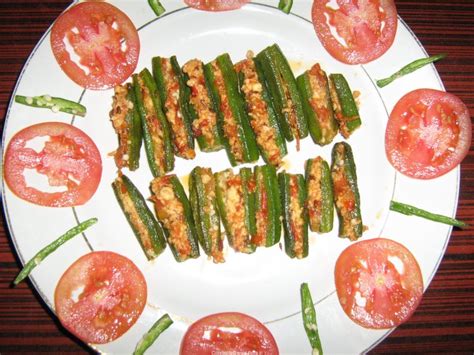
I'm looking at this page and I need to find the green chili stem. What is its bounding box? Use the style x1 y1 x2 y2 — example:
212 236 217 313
278 0 293 14
133 314 173 355
300 283 323 354
15 95 87 117
390 200 468 228
376 54 446 88
148 0 166 16
13 218 98 285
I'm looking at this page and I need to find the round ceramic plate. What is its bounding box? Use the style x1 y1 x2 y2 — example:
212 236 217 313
1 1 459 354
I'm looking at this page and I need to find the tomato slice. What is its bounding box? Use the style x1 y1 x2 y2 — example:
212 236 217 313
3 122 102 207
184 0 250 11
311 0 398 64
335 238 423 329
50 2 140 90
385 89 471 179
54 251 147 344
180 312 279 354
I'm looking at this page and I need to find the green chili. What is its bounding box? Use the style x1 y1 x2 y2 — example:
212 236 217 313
376 54 446 88
300 283 323 355
278 0 293 14
390 200 468 228
148 0 166 16
13 218 98 285
15 95 86 117
133 313 173 355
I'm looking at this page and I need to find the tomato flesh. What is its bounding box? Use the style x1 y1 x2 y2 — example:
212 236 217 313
51 2 140 90
55 251 147 344
335 238 423 329
385 89 471 179
3 122 102 207
184 0 250 11
312 0 398 64
180 312 279 355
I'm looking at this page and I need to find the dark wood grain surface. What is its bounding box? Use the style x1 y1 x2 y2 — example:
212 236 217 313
1 1 473 354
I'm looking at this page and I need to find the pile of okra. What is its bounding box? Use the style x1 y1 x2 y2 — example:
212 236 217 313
110 43 363 263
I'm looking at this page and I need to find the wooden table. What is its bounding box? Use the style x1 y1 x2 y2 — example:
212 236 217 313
1 1 473 353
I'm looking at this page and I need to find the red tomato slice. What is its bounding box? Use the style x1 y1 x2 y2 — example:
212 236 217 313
184 0 250 11
3 122 102 207
55 251 147 344
335 238 423 329
385 89 471 179
312 0 398 64
50 2 140 90
180 312 279 355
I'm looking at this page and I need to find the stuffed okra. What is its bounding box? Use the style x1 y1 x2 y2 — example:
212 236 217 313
133 68 174 177
297 64 338 146
235 53 287 166
112 173 167 260
152 56 195 159
150 175 200 262
189 167 225 263
331 142 363 241
329 74 361 138
109 83 142 171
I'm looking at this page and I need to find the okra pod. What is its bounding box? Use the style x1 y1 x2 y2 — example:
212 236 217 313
215 168 256 254
15 94 86 117
206 54 260 166
252 165 281 247
279 172 308 259
300 283 324 355
133 68 174 177
256 44 308 146
133 314 173 355
183 59 224 152
148 0 166 17
112 173 167 260
189 167 225 263
235 54 288 166
278 0 293 14
109 83 142 171
152 56 196 159
297 64 338 146
331 142 363 241
150 175 200 262
305 157 334 233
329 74 361 138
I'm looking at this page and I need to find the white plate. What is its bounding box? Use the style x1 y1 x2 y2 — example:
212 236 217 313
1 1 459 354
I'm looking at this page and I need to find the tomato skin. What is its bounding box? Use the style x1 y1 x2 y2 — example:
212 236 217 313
54 251 147 344
180 312 279 355
50 2 140 90
184 0 250 11
385 89 471 179
312 0 398 64
3 122 102 207
335 238 423 329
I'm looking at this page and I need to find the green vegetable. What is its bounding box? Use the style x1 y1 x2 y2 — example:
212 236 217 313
300 283 323 355
15 94 86 117
13 218 98 285
148 0 166 17
112 174 167 260
376 54 446 88
278 0 293 14
390 200 468 228
133 313 173 355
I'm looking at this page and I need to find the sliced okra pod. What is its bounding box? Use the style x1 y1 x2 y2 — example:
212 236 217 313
256 44 308 147
235 53 287 166
252 165 281 247
133 314 173 355
150 175 200 262
329 73 361 138
215 168 256 254
15 94 86 117
305 157 334 234
279 172 308 259
182 59 224 152
152 56 196 159
297 64 338 146
205 54 259 166
331 142 363 241
300 283 324 354
189 167 225 263
112 173 167 260
109 83 142 171
133 68 174 177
